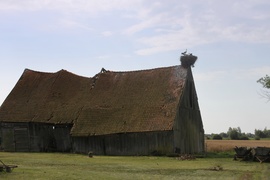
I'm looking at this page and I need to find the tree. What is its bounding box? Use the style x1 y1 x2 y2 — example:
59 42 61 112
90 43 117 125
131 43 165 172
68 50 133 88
227 127 240 140
219 132 228 138
263 127 270 137
254 127 270 139
239 133 249 140
255 129 266 138
257 75 270 100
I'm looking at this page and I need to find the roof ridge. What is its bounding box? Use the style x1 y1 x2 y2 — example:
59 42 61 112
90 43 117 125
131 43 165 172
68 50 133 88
24 68 53 74
23 68 91 79
56 69 91 79
103 65 180 74
23 65 181 79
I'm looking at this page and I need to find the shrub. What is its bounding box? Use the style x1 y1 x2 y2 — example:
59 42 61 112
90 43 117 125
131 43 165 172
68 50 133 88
239 136 249 140
255 136 260 140
212 134 223 140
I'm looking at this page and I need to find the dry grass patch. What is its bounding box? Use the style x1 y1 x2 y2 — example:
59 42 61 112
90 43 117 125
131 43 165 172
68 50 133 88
206 140 270 152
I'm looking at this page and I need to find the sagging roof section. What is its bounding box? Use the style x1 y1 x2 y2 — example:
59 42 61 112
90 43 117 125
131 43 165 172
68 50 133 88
0 66 187 136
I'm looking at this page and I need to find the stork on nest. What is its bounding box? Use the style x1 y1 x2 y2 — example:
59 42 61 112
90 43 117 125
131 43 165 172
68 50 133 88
181 49 187 55
180 49 197 68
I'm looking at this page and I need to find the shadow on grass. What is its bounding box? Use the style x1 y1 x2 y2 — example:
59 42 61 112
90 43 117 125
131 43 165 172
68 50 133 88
204 151 235 158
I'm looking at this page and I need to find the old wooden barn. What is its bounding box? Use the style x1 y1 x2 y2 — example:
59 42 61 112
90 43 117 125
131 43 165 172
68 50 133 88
0 56 204 155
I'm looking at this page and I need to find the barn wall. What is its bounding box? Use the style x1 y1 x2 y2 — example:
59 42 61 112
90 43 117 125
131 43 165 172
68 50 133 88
173 68 204 154
72 131 174 155
0 122 72 152
29 123 72 152
0 122 30 152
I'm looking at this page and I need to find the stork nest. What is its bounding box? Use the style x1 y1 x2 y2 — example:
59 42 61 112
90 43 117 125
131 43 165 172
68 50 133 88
180 54 197 68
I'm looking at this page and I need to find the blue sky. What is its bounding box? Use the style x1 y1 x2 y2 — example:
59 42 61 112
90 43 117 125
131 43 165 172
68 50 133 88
0 0 270 134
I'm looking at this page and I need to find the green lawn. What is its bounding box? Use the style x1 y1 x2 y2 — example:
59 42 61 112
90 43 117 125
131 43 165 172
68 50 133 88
0 152 269 179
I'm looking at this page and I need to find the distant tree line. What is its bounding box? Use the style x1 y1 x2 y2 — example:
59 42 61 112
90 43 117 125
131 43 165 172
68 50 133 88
254 128 270 139
207 127 270 140
207 75 270 140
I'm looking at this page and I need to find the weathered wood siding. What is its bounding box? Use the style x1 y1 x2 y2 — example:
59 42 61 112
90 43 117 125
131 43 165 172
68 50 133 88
0 122 72 152
173 68 204 154
0 123 17 151
72 131 174 155
28 123 72 152
0 123 30 152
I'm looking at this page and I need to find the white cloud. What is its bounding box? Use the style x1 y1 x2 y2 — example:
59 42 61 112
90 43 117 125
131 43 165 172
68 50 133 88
123 11 170 35
59 19 93 31
96 55 110 59
1 0 270 55
0 0 142 13
0 0 144 33
35 18 94 33
126 0 270 55
0 1 48 11
101 31 113 37
134 23 214 55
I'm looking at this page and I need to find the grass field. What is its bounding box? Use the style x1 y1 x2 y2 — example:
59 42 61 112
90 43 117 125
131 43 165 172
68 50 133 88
0 140 270 180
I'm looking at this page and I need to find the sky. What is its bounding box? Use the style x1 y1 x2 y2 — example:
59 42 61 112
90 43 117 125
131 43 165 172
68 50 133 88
0 0 270 134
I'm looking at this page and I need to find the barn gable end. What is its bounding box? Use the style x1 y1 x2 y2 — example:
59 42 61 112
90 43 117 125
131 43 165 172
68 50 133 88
173 67 204 154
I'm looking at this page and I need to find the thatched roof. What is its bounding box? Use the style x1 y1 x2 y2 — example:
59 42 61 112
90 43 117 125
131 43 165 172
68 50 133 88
0 66 188 136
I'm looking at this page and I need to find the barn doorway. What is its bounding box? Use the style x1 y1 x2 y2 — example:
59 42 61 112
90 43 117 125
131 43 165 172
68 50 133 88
14 127 30 152
0 123 30 152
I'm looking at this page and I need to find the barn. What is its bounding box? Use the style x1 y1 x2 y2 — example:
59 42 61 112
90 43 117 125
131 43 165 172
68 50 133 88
0 55 204 155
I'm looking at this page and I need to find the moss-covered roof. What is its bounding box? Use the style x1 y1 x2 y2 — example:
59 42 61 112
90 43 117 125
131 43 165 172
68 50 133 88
0 66 187 136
